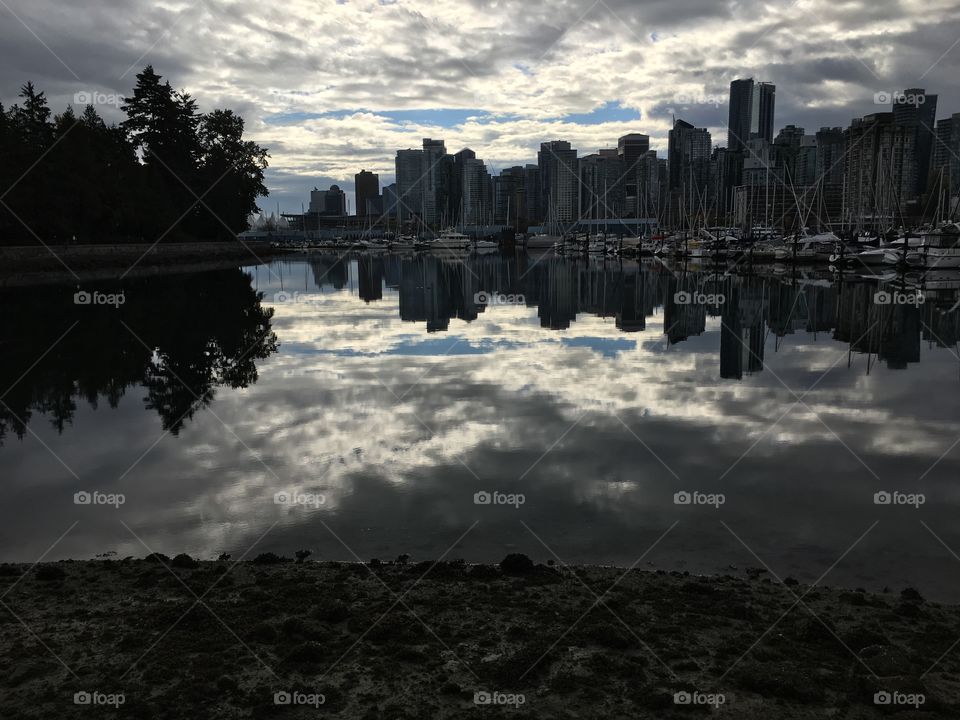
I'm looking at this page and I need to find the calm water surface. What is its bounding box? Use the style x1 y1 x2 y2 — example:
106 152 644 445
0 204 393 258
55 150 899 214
2 253 960 599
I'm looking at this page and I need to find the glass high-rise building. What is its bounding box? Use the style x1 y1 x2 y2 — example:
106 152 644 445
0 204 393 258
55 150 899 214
354 170 380 217
727 78 776 152
892 88 938 195
538 140 579 228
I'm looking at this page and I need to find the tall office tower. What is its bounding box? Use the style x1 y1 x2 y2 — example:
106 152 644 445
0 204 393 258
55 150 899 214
668 119 712 192
462 158 491 225
797 135 818 187
494 166 526 225
637 150 661 219
395 149 425 221
382 183 398 218
741 138 772 186
421 138 448 225
843 113 917 225
538 140 579 227
933 114 960 191
815 127 846 185
709 147 740 222
354 170 380 216
892 88 938 194
579 151 625 220
618 133 651 200
449 148 476 223
727 78 776 152
772 125 806 184
523 164 542 224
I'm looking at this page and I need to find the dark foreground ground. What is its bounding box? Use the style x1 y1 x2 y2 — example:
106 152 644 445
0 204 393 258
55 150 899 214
1 555 958 718
0 242 284 286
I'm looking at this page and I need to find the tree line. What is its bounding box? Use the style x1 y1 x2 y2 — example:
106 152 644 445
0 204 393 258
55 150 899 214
0 66 269 246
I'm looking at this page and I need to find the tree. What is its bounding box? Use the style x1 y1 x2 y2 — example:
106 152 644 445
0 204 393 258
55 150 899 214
1 68 269 246
197 109 270 239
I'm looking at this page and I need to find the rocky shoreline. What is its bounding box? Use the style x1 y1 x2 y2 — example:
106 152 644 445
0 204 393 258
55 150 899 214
1 554 958 718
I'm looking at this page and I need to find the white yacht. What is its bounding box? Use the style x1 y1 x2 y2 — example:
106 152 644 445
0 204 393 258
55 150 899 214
429 229 472 250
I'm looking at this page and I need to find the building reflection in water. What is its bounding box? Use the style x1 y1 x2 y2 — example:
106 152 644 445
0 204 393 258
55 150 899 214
296 252 960 378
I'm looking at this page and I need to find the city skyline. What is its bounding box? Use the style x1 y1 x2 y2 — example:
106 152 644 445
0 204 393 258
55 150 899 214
1 0 959 213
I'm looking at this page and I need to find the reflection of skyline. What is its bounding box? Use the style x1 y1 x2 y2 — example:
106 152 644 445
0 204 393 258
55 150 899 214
297 253 960 376
5 256 960 601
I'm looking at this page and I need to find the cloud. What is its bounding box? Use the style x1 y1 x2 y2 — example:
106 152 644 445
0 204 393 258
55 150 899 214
1 0 959 211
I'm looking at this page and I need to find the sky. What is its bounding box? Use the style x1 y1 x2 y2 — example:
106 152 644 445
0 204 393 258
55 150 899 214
1 0 959 214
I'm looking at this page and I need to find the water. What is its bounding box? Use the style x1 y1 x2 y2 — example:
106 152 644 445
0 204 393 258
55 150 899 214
2 253 960 599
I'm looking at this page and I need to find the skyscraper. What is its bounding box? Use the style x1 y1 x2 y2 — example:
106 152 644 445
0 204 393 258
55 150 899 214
449 148 476 223
669 119 712 223
815 127 846 185
462 158 491 225
494 166 526 225
932 114 960 210
727 78 776 152
395 149 425 221
637 150 661 218
308 185 346 216
617 133 650 204
892 88 938 195
843 113 916 225
668 119 712 192
422 138 448 225
354 170 380 217
579 152 624 220
538 140 579 227
772 125 805 184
